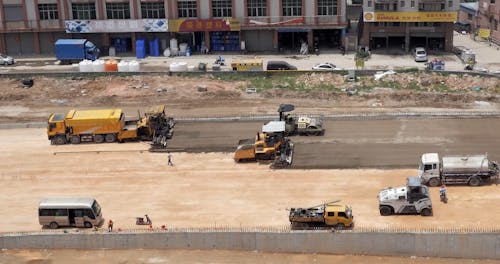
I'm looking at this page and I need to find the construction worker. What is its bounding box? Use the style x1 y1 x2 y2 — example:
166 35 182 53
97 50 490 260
439 184 447 203
108 219 113 232
168 152 173 166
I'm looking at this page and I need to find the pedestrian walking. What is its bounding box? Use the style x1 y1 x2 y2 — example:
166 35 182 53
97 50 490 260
168 152 173 166
108 219 113 232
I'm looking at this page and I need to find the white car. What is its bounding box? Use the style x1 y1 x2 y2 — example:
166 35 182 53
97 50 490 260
312 63 338 71
414 47 428 62
0 53 14 65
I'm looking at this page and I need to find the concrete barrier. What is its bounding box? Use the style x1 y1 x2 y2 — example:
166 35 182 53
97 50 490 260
1 231 499 259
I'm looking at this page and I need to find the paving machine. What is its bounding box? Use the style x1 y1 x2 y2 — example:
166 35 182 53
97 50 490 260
234 121 294 168
278 104 325 136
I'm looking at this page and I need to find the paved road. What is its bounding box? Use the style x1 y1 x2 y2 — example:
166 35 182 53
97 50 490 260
169 118 500 169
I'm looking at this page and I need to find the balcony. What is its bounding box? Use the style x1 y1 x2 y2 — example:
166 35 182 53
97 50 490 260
241 16 346 28
1 20 64 32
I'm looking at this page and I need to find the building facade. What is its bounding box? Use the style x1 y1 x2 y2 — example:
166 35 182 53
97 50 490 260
360 0 459 51
477 0 499 44
0 0 348 55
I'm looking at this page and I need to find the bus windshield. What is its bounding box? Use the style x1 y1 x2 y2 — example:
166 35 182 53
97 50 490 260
92 200 101 216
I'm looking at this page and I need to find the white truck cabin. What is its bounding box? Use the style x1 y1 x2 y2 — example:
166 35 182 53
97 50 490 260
418 153 440 182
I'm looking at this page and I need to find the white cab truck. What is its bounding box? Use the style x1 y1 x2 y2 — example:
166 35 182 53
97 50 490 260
378 177 432 216
418 153 499 187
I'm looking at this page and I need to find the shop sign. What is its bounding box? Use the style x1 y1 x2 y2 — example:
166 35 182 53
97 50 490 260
363 12 457 22
168 18 241 32
65 19 169 33
477 28 490 39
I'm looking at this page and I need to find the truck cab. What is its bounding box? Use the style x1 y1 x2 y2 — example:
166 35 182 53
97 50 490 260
47 113 68 144
418 153 441 186
324 204 353 228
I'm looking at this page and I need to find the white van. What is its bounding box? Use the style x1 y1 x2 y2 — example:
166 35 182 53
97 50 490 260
39 197 104 229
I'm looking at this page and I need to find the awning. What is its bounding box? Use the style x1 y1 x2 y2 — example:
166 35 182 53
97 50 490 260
277 28 309 33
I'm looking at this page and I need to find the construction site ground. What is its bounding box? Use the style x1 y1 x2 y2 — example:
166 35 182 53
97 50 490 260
1 123 500 233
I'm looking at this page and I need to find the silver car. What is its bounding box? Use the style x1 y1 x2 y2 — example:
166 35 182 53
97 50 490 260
0 53 15 65
414 47 427 62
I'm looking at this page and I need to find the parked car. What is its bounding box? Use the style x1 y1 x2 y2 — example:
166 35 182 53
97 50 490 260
0 54 15 65
312 63 338 71
414 47 428 62
266 61 297 71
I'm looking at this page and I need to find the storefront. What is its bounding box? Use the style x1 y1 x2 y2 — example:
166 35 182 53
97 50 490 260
240 30 274 52
65 19 169 55
168 18 241 52
362 11 457 52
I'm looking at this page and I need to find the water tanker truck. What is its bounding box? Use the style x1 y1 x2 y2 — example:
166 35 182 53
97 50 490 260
418 153 499 187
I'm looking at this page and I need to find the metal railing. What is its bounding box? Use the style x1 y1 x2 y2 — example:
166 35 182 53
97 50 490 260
2 224 500 236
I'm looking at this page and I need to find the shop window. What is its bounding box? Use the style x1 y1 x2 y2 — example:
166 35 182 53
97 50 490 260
39 4 59 20
106 2 130 19
318 0 338 16
247 0 267 16
212 0 232 17
283 0 302 16
72 3 97 20
393 22 400 26
141 2 165 18
178 0 197 18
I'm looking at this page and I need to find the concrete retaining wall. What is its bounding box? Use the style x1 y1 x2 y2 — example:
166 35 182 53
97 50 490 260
1 232 499 259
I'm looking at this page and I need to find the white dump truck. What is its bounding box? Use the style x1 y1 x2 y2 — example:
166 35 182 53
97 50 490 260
418 153 499 187
378 177 432 216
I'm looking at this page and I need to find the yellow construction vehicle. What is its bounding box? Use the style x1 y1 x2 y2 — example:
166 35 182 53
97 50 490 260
47 105 174 148
289 201 354 230
234 121 294 168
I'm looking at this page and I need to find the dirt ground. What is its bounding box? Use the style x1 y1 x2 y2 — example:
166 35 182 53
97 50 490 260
2 249 500 264
1 128 500 233
0 73 499 123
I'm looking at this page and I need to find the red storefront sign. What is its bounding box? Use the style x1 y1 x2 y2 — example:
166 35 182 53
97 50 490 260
169 18 241 32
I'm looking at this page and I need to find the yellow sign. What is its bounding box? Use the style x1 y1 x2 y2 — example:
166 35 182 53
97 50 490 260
363 12 457 22
478 28 490 39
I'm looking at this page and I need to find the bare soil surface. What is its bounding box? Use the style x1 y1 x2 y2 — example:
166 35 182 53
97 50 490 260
0 73 499 123
1 128 500 233
1 249 500 264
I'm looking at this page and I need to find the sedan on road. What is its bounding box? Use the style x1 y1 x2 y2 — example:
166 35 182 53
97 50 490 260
312 63 338 71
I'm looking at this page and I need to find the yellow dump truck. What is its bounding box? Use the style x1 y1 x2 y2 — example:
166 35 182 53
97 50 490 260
231 58 263 71
47 105 174 147
289 201 354 230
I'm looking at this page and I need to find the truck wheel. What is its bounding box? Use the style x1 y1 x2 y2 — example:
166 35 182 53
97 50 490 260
379 206 392 216
49 222 59 229
94 134 104 143
84 221 93 228
105 134 116 143
334 224 345 230
428 177 441 187
420 208 432 216
52 136 67 145
468 176 481 187
70 136 81 144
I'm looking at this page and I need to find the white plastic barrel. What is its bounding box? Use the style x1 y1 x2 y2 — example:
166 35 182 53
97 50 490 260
92 60 105 72
170 38 178 51
164 48 171 57
128 60 140 72
118 61 129 72
79 60 92 72
179 43 188 53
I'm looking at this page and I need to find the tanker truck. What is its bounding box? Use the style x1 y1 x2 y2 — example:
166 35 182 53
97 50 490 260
418 153 499 187
289 201 353 230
